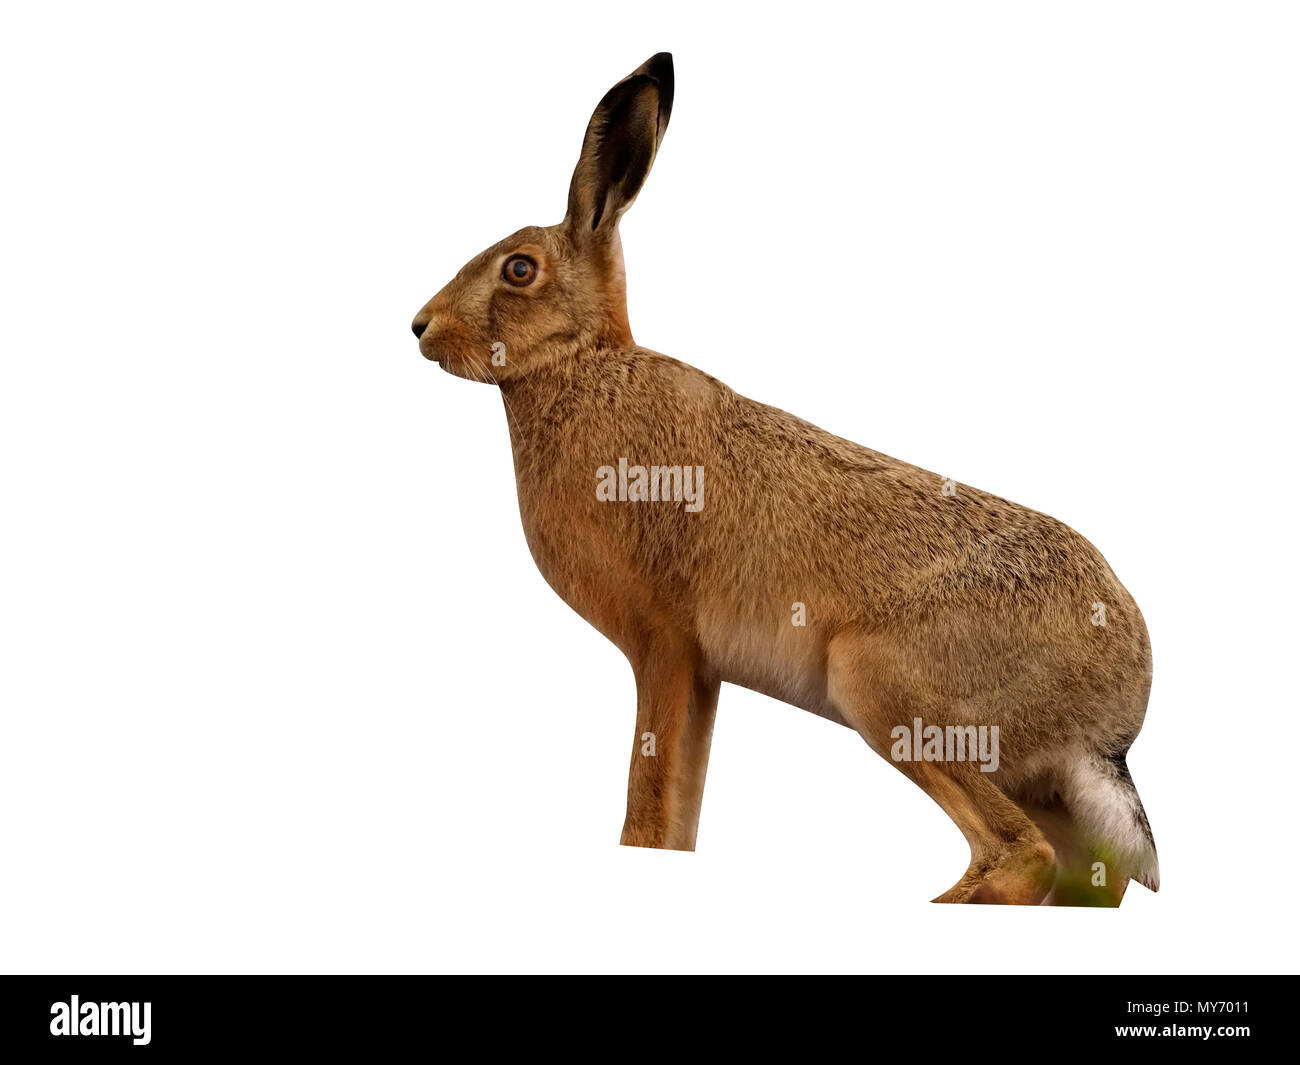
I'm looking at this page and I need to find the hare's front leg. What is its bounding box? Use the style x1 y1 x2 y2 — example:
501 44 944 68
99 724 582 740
619 637 717 852
674 674 720 851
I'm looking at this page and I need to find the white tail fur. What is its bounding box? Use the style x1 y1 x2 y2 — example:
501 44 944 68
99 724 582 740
1061 754 1160 891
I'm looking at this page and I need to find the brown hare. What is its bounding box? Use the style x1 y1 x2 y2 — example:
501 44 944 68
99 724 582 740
411 53 1158 906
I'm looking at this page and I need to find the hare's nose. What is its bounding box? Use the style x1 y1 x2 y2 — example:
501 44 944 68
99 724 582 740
412 315 430 340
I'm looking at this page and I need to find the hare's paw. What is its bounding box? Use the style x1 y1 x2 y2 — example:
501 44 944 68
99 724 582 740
933 839 1056 905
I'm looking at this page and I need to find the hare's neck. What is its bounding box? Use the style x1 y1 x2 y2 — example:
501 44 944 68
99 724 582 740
498 350 608 456
598 234 634 349
498 363 574 452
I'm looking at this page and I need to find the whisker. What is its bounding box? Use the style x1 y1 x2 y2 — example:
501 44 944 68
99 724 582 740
485 362 520 430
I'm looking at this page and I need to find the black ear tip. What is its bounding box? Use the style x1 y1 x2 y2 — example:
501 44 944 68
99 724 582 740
637 52 674 84
641 52 674 119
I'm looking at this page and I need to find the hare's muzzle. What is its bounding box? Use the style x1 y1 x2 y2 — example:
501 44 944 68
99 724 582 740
412 313 444 363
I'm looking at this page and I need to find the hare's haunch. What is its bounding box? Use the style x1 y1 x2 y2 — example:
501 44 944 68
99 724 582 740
411 53 1157 906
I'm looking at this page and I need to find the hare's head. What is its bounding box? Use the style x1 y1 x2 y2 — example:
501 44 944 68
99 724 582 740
412 53 673 383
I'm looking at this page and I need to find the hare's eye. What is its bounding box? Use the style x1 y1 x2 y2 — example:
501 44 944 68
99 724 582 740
502 256 537 287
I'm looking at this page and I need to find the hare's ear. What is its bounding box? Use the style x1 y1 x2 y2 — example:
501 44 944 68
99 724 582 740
564 52 674 237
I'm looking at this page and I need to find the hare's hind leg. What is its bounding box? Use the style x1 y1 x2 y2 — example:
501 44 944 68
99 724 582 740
619 633 717 852
827 632 1055 905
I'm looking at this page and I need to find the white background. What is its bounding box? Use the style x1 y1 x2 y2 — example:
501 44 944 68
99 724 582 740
2 2 1296 974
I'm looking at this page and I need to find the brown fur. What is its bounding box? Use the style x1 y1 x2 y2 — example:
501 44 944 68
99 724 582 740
411 54 1158 905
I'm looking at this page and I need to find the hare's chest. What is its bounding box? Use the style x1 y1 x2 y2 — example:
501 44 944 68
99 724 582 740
509 445 652 637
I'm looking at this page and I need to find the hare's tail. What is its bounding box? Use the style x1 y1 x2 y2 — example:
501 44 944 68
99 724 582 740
1061 749 1160 891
